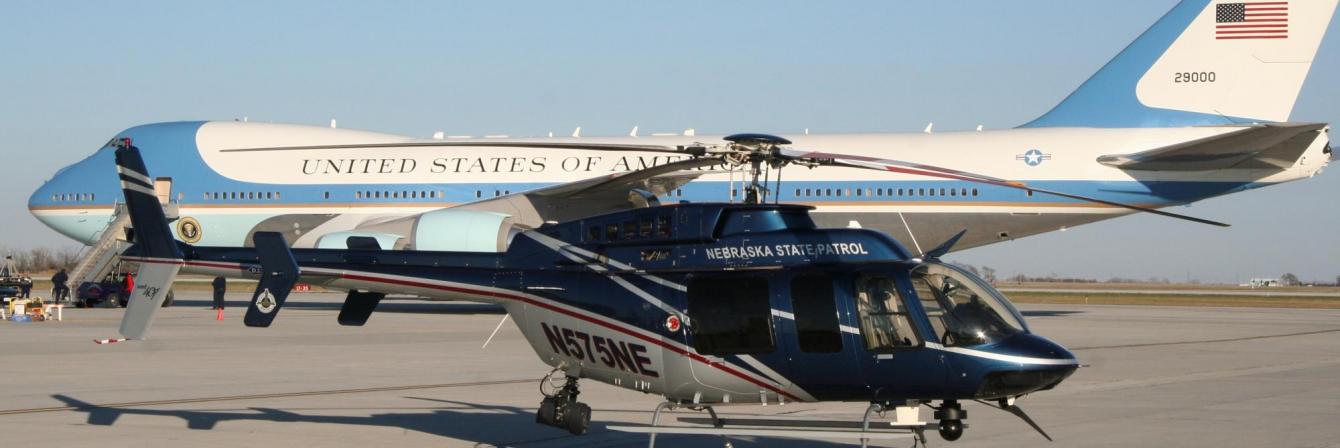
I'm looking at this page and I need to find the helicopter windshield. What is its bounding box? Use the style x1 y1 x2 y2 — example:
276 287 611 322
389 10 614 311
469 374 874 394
912 262 1028 347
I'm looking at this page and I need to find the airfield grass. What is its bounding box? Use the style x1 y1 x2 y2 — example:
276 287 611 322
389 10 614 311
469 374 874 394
1004 290 1340 309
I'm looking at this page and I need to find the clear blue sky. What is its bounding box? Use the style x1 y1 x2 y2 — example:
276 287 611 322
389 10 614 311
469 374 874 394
1 1 1337 283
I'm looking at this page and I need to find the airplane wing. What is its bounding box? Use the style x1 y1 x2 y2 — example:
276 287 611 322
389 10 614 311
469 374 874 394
1096 123 1328 171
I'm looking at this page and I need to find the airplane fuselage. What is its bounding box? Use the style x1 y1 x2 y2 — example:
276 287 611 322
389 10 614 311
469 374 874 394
29 121 1330 253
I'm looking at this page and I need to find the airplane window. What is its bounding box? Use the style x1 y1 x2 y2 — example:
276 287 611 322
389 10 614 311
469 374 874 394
687 277 775 356
898 188 905 196
51 194 57 201
475 191 482 198
203 193 209 200
586 225 601 241
656 216 672 237
275 192 281 200
91 194 95 201
804 188 811 197
323 192 330 200
856 189 864 197
266 192 273 200
606 223 620 241
1026 190 1034 198
791 275 843 353
877 188 884 196
929 189 936 197
795 188 801 197
676 189 683 197
939 188 946 196
231 192 237 200
825 188 832 197
950 189 957 197
855 275 921 350
972 188 979 197
918 188 925 196
961 188 968 197
865 188 872 197
355 192 362 199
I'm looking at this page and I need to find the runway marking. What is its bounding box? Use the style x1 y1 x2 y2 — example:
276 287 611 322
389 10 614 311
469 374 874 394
0 379 532 416
1070 327 1340 351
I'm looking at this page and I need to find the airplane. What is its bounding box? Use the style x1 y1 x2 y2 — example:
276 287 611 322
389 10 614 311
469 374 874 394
106 136 1090 445
27 0 1337 267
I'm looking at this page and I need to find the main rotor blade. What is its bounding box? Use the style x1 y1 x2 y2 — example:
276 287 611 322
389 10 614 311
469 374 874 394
781 148 1229 227
218 141 695 154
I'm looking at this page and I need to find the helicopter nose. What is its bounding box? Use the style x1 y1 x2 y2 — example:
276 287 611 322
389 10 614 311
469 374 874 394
973 334 1078 399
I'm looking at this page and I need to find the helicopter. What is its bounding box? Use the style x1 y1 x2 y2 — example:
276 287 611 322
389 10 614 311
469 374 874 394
104 134 1224 445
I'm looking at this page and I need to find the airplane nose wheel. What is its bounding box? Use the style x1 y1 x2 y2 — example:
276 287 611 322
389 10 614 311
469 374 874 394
536 370 591 435
934 400 967 441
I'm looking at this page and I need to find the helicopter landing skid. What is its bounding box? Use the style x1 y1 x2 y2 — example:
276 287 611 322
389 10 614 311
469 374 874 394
607 401 930 448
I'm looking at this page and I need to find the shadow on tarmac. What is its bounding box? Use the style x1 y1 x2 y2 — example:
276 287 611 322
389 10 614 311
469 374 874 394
49 394 857 447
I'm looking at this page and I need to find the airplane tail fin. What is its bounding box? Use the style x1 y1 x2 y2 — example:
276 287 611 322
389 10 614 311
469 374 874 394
113 142 183 340
1022 0 1338 128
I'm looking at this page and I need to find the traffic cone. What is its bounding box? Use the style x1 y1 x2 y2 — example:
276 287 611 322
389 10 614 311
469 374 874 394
216 308 224 321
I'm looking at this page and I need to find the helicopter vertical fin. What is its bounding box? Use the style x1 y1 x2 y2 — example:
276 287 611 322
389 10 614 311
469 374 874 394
113 143 183 340
243 232 301 328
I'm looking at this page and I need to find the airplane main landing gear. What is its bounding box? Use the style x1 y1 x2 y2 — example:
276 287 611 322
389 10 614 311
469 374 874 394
934 400 967 441
536 371 591 435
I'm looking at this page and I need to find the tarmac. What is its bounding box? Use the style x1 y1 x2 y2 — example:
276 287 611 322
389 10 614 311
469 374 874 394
2 292 1338 447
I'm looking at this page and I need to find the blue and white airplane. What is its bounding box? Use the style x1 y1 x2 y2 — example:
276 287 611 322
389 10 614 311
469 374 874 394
28 0 1338 254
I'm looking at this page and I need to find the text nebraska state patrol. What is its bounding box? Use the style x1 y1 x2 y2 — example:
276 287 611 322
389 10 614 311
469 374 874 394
704 242 870 260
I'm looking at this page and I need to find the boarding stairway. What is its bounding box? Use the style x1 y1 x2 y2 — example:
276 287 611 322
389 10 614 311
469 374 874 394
66 204 131 296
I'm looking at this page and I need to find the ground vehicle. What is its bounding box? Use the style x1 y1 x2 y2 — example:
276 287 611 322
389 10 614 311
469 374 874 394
76 274 172 308
0 276 31 298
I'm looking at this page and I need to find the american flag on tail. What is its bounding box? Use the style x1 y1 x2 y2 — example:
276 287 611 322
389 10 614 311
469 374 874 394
1216 2 1289 40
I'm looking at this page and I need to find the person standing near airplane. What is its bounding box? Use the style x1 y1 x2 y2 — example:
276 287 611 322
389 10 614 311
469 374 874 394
51 268 68 303
211 276 226 310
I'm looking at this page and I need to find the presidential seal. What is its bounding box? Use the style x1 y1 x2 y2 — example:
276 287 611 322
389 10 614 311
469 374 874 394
177 216 203 243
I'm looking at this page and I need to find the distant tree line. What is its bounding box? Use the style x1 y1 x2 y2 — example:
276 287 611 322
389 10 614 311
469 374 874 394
1 246 82 274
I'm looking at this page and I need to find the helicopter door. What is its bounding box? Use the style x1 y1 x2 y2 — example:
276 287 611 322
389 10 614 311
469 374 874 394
683 276 786 402
851 274 948 400
775 273 864 398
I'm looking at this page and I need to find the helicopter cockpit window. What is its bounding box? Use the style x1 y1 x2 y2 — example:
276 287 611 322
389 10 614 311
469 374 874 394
855 276 921 350
687 277 776 356
912 263 1027 347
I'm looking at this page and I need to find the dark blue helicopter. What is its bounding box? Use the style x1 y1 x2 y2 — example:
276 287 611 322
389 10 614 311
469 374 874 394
108 134 1225 444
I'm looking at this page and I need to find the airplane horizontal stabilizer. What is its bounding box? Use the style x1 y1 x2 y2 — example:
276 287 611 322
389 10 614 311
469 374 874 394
1097 123 1328 171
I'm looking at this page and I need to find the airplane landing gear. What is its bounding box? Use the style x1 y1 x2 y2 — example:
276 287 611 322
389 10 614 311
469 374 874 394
934 400 967 441
536 371 591 435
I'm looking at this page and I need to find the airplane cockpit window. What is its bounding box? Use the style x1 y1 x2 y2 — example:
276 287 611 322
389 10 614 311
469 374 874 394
855 276 921 350
912 263 1027 347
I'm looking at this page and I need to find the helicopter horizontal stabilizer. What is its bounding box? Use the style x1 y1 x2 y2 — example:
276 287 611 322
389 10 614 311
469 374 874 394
243 232 301 328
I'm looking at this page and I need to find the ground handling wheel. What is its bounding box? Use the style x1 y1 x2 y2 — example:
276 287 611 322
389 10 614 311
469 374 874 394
536 396 558 426
564 402 591 435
